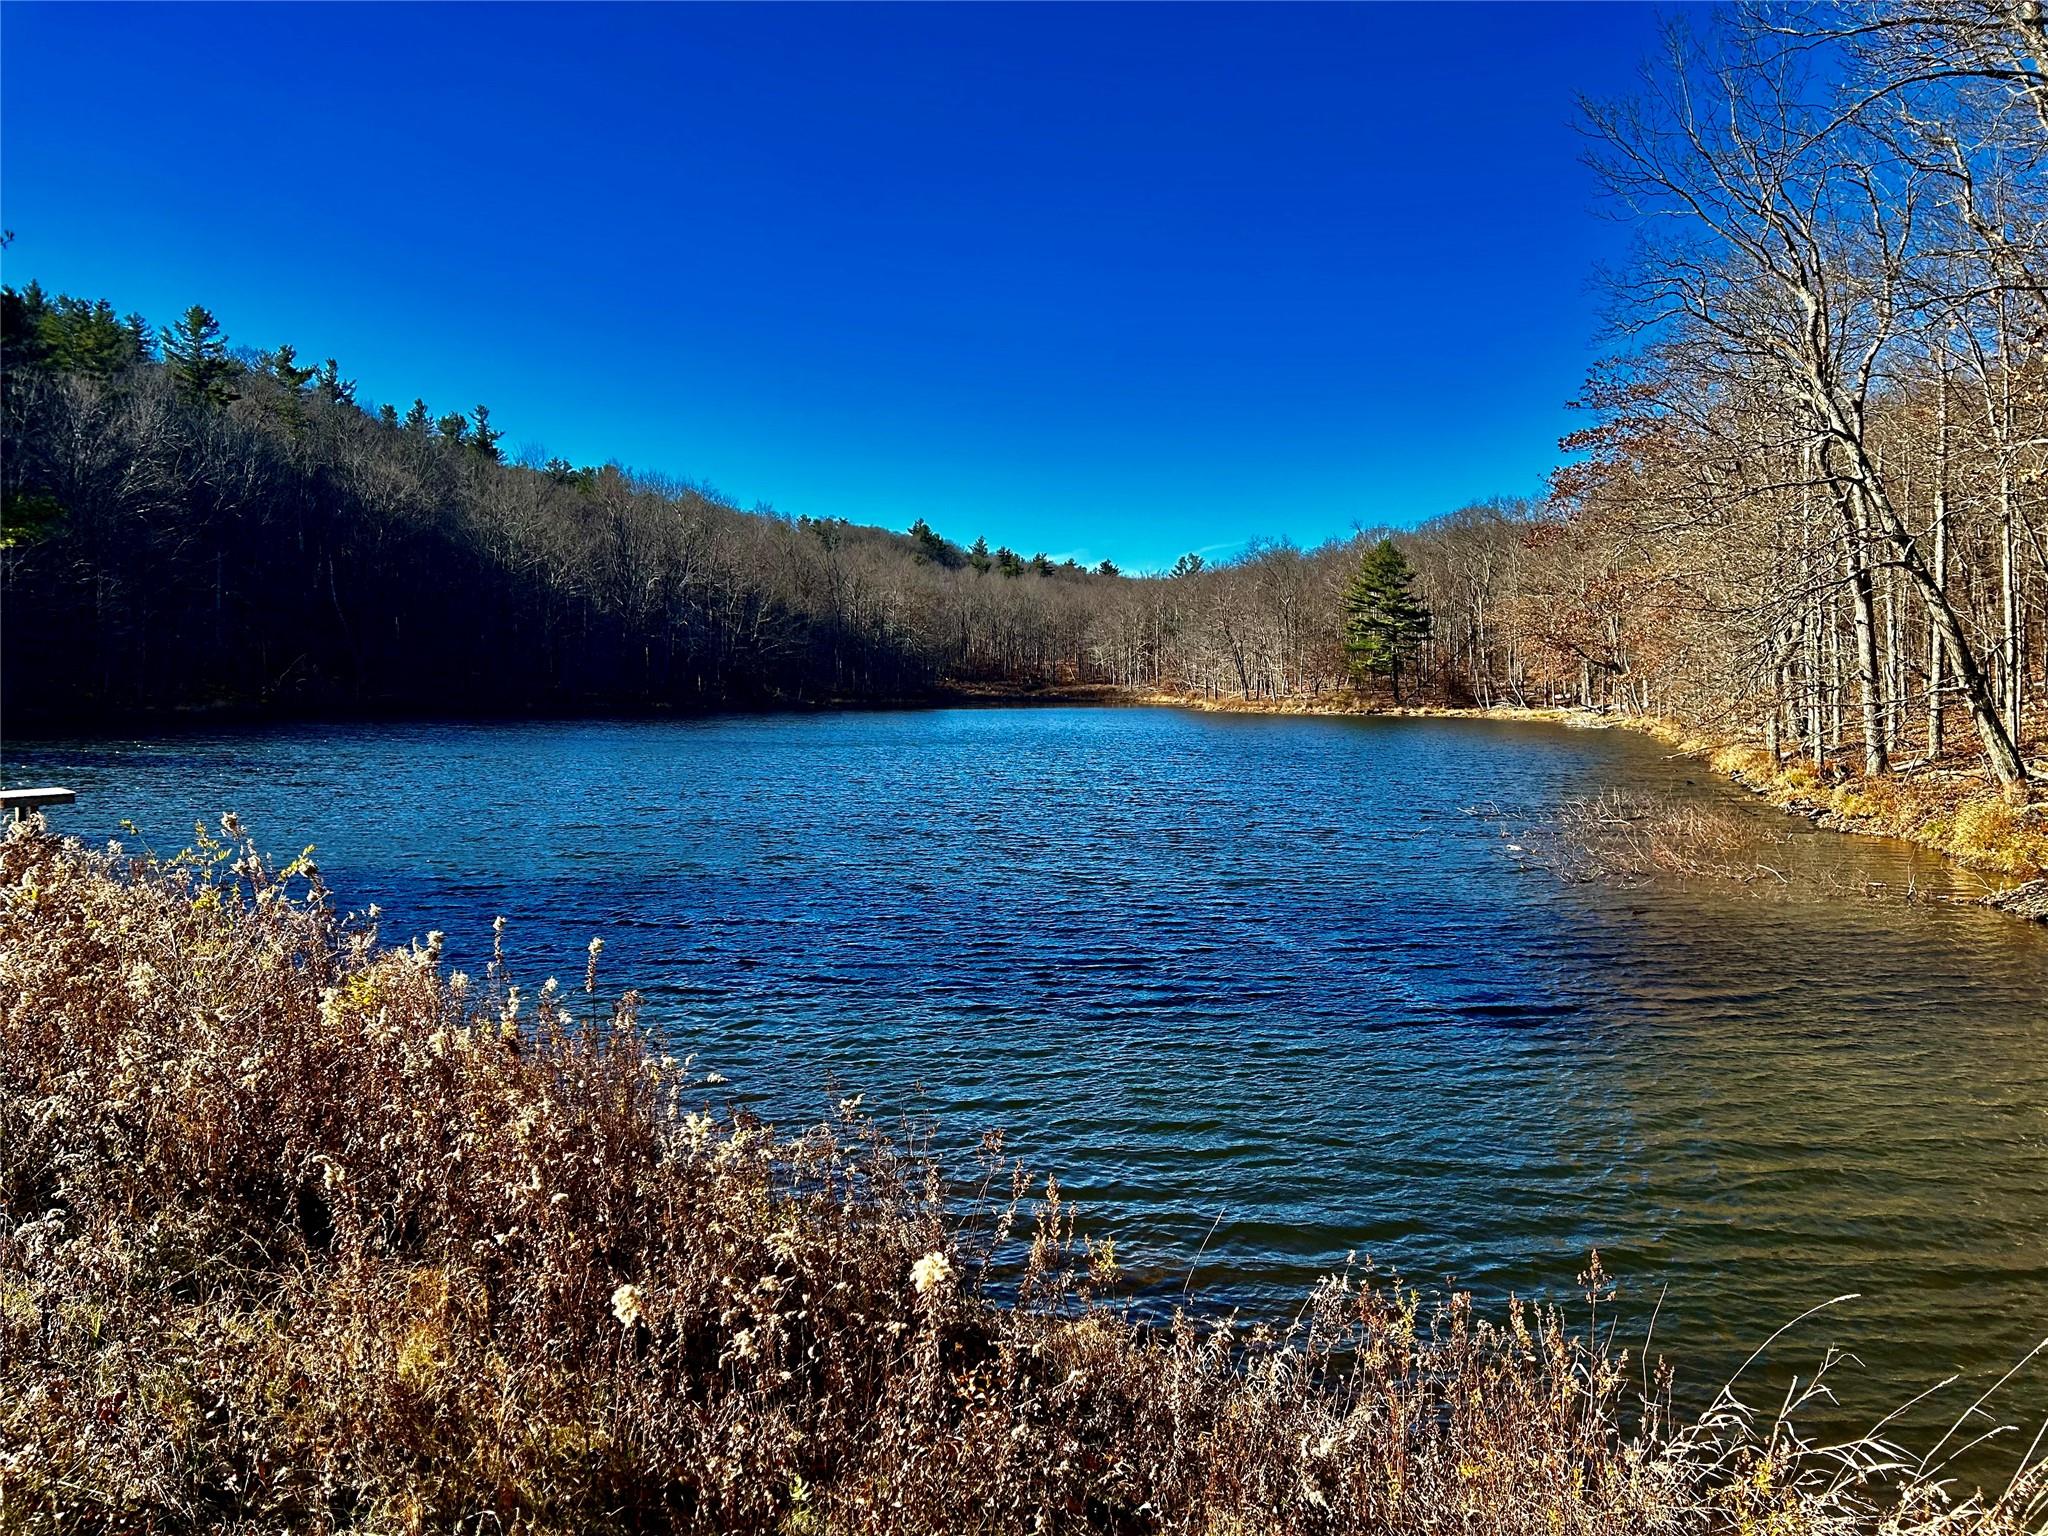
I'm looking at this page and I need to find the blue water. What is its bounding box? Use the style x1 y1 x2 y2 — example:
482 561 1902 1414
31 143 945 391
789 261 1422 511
10 706 2047 1454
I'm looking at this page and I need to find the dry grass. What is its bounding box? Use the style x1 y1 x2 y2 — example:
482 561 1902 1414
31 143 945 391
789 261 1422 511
1480 791 1793 887
1141 691 1609 728
1633 730 2048 890
2 816 2043 1535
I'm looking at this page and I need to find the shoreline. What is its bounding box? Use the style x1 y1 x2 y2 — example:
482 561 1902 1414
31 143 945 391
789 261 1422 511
10 817 2038 1531
12 681 2044 919
1129 688 1611 728
1635 720 2048 920
1130 686 2048 919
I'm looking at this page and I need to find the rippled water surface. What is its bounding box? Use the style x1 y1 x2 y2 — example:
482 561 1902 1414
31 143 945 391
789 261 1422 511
11 707 2048 1447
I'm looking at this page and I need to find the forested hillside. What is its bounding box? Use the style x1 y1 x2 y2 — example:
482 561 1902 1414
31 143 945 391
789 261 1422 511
4 6 2045 781
0 279 1572 725
1124 2 2048 787
0 295 1124 721
1554 3 2048 786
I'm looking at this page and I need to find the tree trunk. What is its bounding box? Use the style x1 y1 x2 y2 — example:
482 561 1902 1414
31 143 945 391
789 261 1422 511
1929 374 1949 759
1845 538 1889 777
1813 394 2027 783
2001 465 2023 750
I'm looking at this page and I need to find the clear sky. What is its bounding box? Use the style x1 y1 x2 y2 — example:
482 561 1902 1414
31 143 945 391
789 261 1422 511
1 2 1661 572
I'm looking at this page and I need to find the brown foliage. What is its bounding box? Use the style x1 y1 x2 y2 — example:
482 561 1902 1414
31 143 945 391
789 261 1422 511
2 819 2041 1534
1485 791 1791 888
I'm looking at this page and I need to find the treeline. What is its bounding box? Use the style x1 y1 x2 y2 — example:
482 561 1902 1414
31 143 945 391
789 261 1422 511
5 7 2043 774
1553 3 2048 785
0 295 1129 722
0 287 1739 730
0 281 1590 726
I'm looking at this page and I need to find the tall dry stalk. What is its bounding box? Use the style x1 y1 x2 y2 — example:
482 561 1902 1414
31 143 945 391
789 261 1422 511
1 817 2041 1534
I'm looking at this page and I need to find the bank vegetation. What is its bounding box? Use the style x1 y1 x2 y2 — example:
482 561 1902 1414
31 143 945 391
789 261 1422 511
7 9 2047 822
2 816 2044 1535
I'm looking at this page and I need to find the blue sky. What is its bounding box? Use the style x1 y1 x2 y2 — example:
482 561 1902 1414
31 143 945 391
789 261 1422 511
1 3 1659 571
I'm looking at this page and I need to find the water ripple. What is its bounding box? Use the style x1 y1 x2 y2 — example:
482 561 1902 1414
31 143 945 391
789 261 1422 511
11 706 2048 1439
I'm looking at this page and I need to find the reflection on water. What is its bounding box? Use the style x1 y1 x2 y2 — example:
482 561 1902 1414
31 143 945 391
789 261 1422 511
10 707 2047 1454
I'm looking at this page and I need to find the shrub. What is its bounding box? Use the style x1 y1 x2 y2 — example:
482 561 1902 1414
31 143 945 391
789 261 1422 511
1775 763 1820 795
1949 798 2048 881
2 819 2042 1534
1707 745 1772 781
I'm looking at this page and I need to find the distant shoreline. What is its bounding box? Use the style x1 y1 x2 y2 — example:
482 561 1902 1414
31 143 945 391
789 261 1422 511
1128 688 1609 728
1129 688 2048 919
10 683 2042 919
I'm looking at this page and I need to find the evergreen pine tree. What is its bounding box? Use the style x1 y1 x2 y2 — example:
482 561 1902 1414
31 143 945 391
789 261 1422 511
162 305 236 404
908 517 952 565
378 402 400 428
1342 538 1432 703
317 358 357 406
436 411 469 442
1 282 53 370
46 298 132 378
968 535 992 574
266 344 316 432
404 398 432 434
267 344 316 391
122 312 155 364
468 403 502 461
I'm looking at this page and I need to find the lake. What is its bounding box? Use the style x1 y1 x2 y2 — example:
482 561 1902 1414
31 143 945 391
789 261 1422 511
10 706 2047 1456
